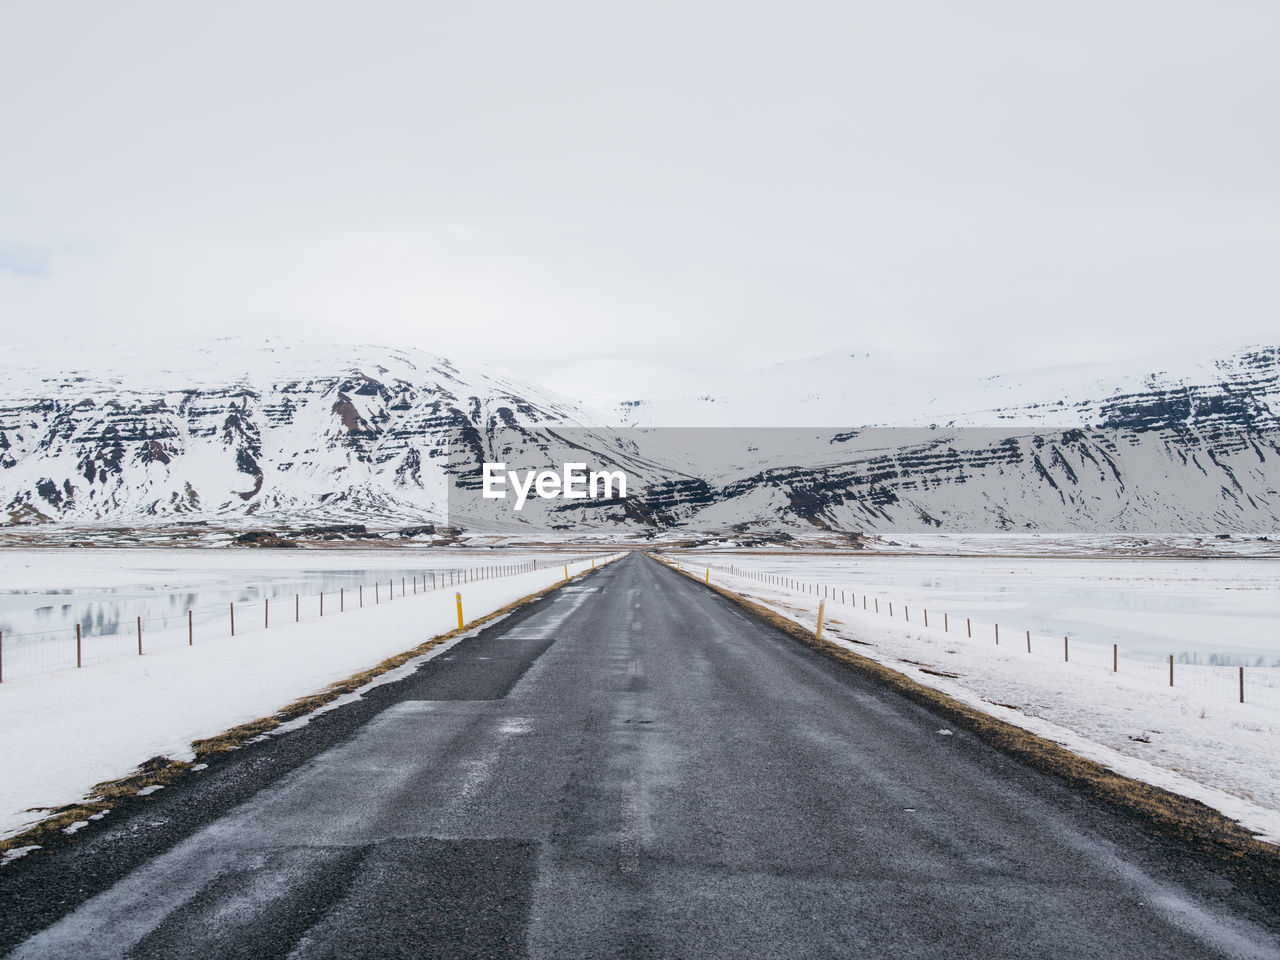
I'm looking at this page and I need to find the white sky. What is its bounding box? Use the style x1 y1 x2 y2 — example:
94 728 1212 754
1 1 1277 385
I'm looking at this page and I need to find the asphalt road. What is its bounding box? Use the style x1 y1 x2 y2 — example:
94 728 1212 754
2 552 1278 958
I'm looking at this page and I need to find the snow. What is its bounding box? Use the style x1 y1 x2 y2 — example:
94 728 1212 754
0 547 590 680
0 552 622 842
607 342 1280 429
672 554 1280 664
677 553 1280 845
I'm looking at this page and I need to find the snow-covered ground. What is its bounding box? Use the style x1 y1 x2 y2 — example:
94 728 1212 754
674 553 1280 844
677 554 1280 665
0 551 622 842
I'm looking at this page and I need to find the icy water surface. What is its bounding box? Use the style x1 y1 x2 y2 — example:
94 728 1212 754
0 549 554 647
685 554 1280 666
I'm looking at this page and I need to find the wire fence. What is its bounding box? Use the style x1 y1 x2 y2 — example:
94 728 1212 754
681 558 1280 713
0 556 599 684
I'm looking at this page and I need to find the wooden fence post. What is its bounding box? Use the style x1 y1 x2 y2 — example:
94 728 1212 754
1169 655 1174 687
1240 666 1245 703
77 623 82 667
230 602 235 637
188 610 193 646
137 616 143 654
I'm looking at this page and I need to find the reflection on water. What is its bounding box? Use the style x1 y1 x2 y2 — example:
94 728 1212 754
0 566 483 643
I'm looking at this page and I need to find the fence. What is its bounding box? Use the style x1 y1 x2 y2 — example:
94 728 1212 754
0 556 600 684
682 558 1280 713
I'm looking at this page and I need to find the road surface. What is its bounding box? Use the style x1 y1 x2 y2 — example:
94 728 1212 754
2 552 1277 958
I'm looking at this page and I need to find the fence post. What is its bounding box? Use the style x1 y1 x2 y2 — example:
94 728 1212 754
402 577 405 597
341 587 344 612
905 606 909 622
376 582 379 604
1064 636 1068 662
923 609 928 627
321 592 324 617
265 599 269 630
967 618 971 638
816 600 826 640
137 616 143 655
1170 655 1174 687
1240 666 1245 703
944 612 948 632
1113 644 1117 672
360 584 364 607
230 602 235 637
296 594 300 622
76 623 82 667
875 599 879 613
1025 629 1030 652
189 610 193 646
995 623 999 645
2 629 5 682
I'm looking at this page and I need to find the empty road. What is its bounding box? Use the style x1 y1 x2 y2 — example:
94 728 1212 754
2 552 1277 958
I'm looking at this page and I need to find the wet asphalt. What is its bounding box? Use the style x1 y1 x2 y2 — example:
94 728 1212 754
1 552 1277 958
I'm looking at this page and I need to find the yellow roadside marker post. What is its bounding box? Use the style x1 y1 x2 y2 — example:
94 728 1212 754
455 592 464 629
816 600 826 640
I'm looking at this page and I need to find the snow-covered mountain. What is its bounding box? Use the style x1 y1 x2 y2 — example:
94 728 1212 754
1 338 1277 537
0 338 632 529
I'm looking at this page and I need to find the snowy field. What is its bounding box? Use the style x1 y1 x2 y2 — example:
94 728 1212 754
0 548 583 680
0 551 622 842
679 553 1280 665
675 553 1280 845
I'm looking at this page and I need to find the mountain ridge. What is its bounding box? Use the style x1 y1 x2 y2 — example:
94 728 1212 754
1 338 1277 537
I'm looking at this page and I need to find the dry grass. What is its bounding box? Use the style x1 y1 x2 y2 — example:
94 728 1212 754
1 565 603 857
673 563 1280 886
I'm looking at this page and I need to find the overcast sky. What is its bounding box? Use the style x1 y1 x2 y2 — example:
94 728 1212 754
1 1 1277 383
